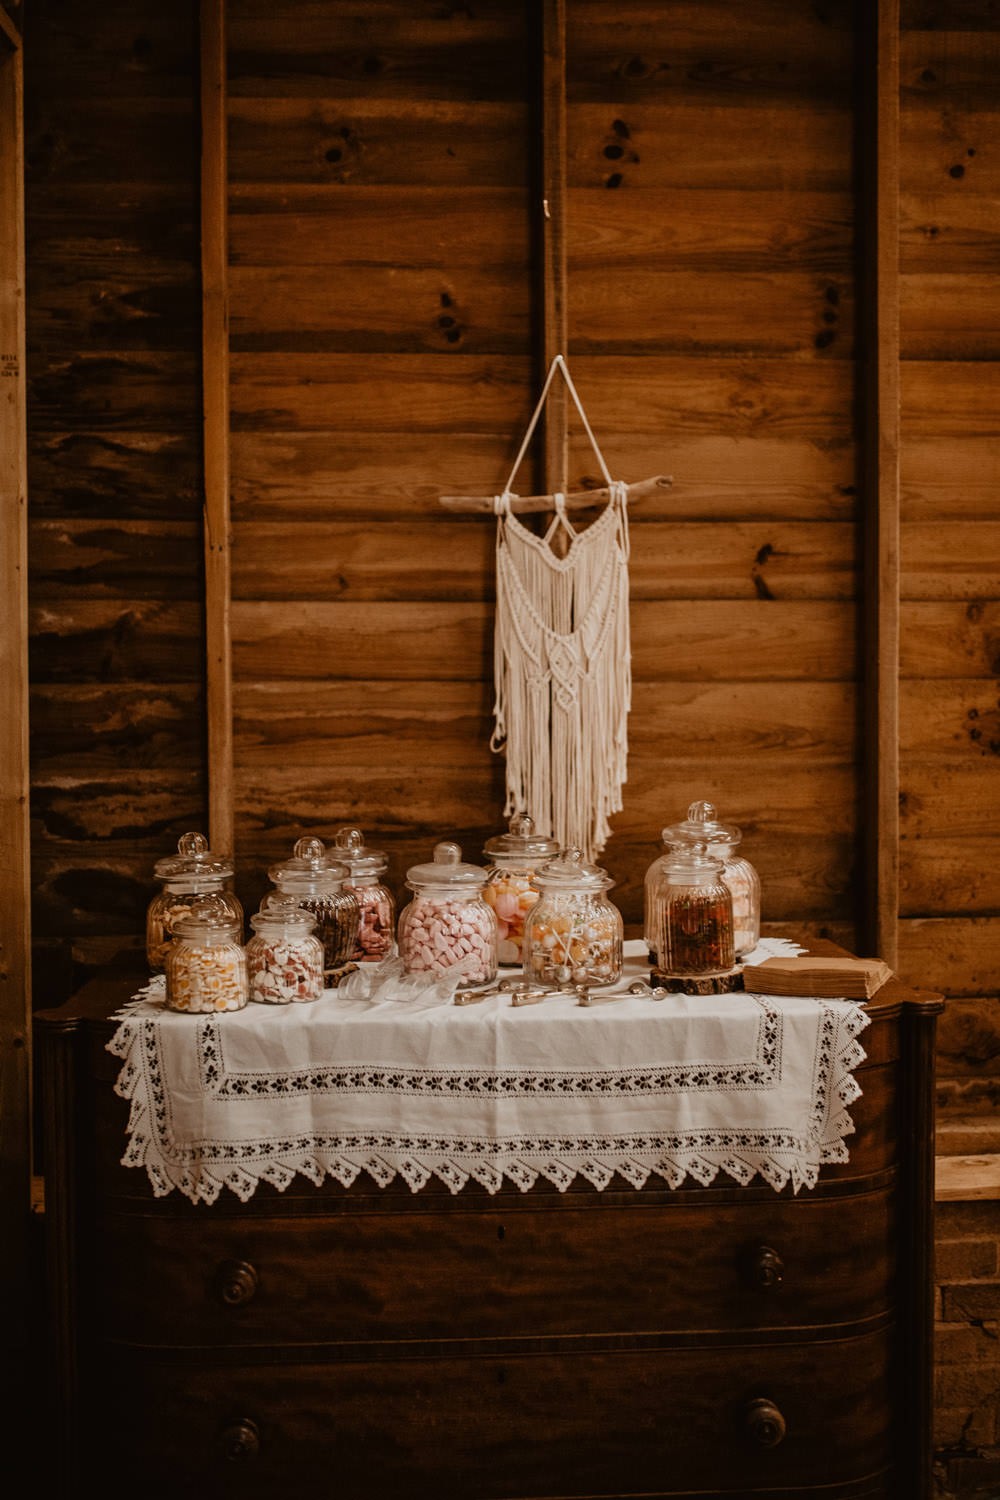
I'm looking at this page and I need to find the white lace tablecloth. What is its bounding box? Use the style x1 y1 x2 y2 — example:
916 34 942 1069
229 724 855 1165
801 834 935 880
108 939 870 1205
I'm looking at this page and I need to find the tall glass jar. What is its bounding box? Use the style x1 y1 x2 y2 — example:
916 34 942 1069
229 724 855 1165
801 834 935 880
146 831 243 974
246 894 325 1005
647 800 761 959
651 844 735 979
333 826 396 963
397 841 497 988
482 814 560 966
165 896 248 1014
267 836 360 981
522 848 623 988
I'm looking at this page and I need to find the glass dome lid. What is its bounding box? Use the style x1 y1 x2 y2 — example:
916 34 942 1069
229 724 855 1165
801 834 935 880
154 831 233 882
532 846 614 892
660 841 728 883
250 892 317 934
332 826 388 880
172 893 240 939
405 841 488 891
268 835 350 888
661 799 742 852
483 812 560 862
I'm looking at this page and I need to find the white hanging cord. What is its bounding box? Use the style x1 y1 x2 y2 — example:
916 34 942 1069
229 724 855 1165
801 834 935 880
501 354 614 499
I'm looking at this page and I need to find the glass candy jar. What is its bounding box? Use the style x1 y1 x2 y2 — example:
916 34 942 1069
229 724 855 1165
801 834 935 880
267 836 360 981
649 800 761 959
522 848 623 988
165 895 248 1014
482 813 559 965
146 831 243 974
333 826 396 963
397 841 497 989
246 893 325 1005
652 844 735 979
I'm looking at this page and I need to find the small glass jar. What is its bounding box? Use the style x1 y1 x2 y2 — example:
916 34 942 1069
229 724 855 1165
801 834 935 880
522 847 623 988
482 814 560 966
146 831 243 974
246 893 325 1005
333 826 396 963
647 800 761 959
268 836 360 981
397 841 497 988
165 895 248 1014
652 844 735 979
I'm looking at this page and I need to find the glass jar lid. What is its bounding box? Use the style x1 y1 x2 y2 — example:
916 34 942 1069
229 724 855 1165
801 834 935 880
483 812 560 863
154 831 233 882
405 841 488 892
332 826 389 880
661 799 742 853
268 836 350 892
250 892 317 936
660 842 728 886
532 847 614 893
172 893 241 942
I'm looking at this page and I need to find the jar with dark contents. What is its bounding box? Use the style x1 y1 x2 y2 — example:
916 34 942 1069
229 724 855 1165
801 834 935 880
267 836 359 982
246 894 324 1005
646 800 760 960
652 843 735 979
482 813 559 966
146 831 243 974
332 826 396 963
522 848 623 988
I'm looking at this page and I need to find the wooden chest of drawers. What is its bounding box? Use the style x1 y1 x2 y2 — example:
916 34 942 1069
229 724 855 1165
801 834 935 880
37 951 941 1500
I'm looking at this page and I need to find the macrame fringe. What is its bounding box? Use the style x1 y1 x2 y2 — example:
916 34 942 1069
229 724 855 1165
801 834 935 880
492 482 631 861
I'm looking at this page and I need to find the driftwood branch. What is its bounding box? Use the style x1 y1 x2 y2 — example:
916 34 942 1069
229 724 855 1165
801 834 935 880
439 474 673 514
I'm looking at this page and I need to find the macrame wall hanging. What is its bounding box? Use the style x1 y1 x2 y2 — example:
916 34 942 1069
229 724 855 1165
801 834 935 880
440 355 672 862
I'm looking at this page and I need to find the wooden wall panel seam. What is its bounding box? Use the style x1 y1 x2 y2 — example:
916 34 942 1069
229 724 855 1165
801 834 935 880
201 0 234 852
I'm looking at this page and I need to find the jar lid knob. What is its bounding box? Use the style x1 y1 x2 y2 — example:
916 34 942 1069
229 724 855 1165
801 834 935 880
334 827 365 854
293 835 326 867
509 812 534 837
177 831 209 861
687 801 717 824
564 846 583 866
433 841 462 865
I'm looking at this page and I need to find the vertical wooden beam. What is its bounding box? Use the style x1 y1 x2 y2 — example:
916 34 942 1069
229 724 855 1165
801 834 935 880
541 0 568 494
0 13 31 1371
200 0 234 853
861 0 900 966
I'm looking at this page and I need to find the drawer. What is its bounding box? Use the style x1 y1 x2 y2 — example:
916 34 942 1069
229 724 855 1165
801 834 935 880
99 1185 895 1348
92 1329 893 1499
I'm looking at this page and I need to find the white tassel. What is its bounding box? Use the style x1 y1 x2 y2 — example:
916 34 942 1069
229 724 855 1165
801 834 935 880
492 483 631 861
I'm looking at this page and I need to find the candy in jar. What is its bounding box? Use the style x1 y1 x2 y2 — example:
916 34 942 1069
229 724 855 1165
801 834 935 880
397 841 497 988
332 826 396 963
268 836 360 981
246 893 325 1004
482 813 559 965
522 848 623 988
165 895 248 1014
646 800 760 960
146 831 243 974
651 843 735 979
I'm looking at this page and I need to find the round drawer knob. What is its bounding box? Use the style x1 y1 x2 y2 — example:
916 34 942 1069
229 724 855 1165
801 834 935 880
751 1244 785 1289
744 1397 787 1449
216 1259 259 1306
219 1418 260 1462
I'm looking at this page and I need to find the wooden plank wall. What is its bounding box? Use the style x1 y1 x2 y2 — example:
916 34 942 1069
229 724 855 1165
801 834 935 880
224 0 862 939
19 0 998 1125
23 1 206 1001
898 0 1000 1119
